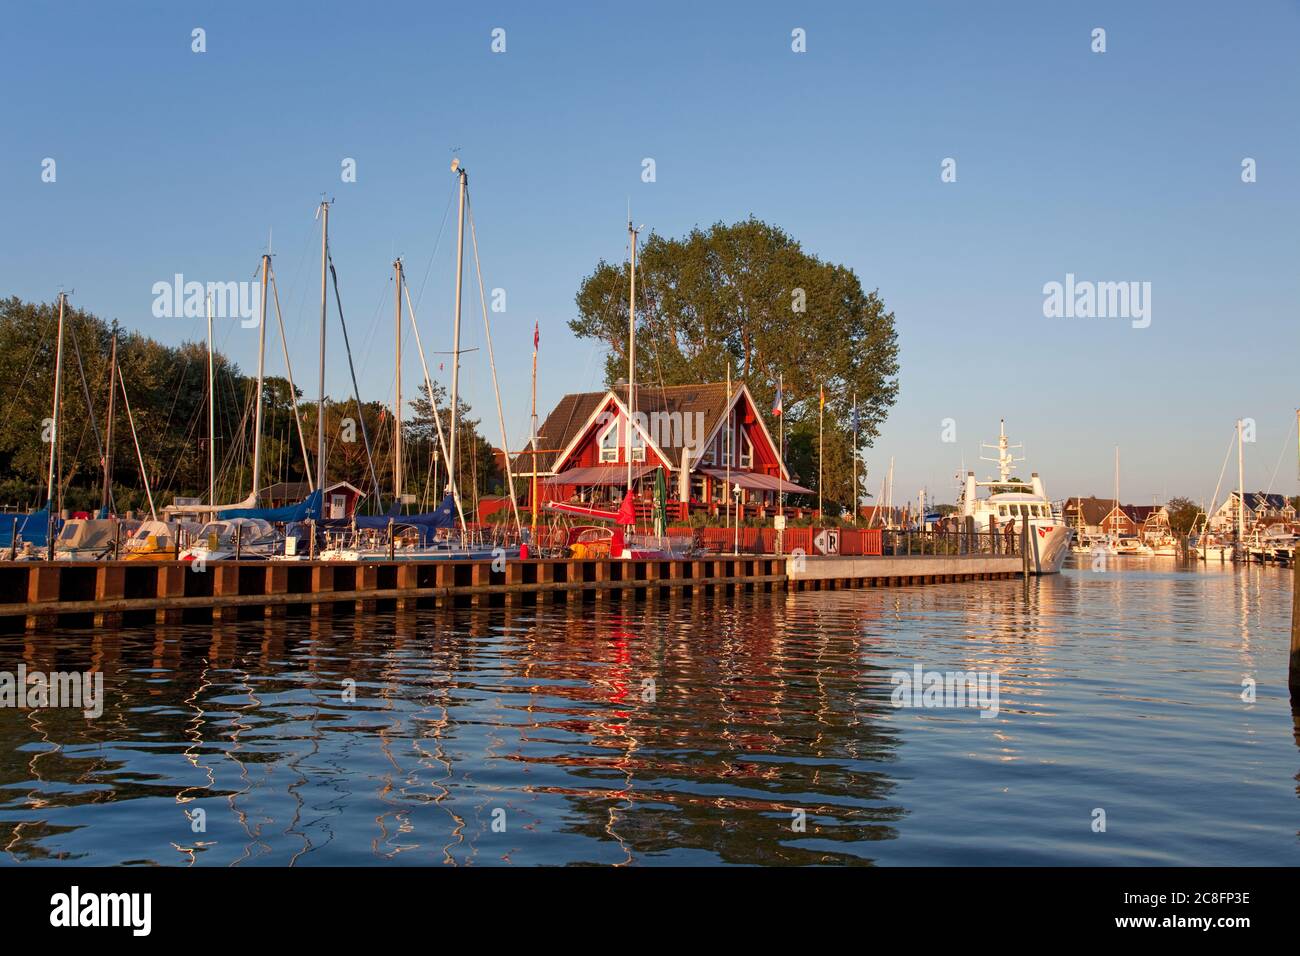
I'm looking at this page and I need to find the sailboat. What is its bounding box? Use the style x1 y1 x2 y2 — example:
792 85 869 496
0 293 70 558
1105 446 1151 556
1140 504 1179 556
1188 508 1231 563
55 320 177 560
321 158 526 561
167 248 321 562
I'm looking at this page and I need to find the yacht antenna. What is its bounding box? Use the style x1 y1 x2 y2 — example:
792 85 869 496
980 418 1024 483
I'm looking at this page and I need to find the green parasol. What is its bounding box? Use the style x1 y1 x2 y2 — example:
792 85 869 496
653 466 668 536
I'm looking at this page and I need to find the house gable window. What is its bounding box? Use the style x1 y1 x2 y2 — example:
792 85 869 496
598 412 645 463
738 429 753 469
629 418 646 462
598 415 619 463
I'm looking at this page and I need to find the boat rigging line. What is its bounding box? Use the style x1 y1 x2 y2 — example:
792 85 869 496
327 252 385 509
400 273 469 537
465 190 524 539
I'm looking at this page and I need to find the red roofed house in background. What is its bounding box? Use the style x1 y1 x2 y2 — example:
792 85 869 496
512 382 816 521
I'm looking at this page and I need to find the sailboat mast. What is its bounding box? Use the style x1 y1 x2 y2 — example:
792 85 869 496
206 293 215 508
1114 445 1119 537
1236 418 1245 544
252 253 270 500
626 221 638 495
316 200 330 493
530 321 539 539
449 160 467 497
46 292 66 513
101 321 118 514
887 457 895 525
393 258 404 505
778 372 784 515
725 366 731 533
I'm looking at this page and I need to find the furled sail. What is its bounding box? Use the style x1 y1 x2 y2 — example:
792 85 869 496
218 489 323 522
351 492 457 533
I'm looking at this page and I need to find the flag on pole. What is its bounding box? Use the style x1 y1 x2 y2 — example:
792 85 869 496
772 386 783 417
533 321 539 350
819 385 825 410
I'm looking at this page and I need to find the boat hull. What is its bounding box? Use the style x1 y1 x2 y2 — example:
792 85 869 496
1196 545 1232 562
1030 524 1072 574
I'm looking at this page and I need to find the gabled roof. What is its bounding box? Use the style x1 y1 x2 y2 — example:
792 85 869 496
514 381 740 475
1065 496 1157 525
259 480 363 502
1246 491 1289 511
1064 496 1117 527
1217 491 1292 513
263 481 311 500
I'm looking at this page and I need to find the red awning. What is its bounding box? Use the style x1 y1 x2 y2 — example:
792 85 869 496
700 468 815 495
544 464 657 486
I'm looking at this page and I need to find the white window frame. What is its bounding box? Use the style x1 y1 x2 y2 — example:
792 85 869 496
630 422 646 462
598 416 619 463
738 429 753 469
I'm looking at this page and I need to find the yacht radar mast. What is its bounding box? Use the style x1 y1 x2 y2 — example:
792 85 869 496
981 418 1025 484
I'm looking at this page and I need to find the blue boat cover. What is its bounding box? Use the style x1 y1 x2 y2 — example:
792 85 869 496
350 492 457 543
218 489 323 522
0 508 53 548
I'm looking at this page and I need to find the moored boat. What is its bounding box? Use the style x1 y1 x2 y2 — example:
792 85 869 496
955 420 1072 574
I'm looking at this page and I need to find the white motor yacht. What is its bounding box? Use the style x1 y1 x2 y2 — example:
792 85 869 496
955 420 1073 574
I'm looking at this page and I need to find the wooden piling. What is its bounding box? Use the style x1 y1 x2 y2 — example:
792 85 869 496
395 564 419 610
212 564 240 622
25 565 60 631
355 563 379 613
1021 522 1031 592
94 565 125 628
310 565 333 618
265 564 288 618
156 564 185 624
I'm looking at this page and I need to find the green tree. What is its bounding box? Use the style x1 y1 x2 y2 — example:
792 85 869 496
1164 496 1200 536
406 382 502 511
569 218 899 514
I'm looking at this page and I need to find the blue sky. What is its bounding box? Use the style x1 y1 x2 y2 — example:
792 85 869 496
2 1 1297 506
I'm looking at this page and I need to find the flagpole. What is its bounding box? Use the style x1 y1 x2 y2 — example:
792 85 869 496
777 373 783 553
851 391 858 525
725 366 731 536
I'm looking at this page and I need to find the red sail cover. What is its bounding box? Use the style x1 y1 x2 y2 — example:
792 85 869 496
616 491 636 526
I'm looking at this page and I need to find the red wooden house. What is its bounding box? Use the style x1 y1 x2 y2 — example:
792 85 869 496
1098 503 1141 537
513 382 815 517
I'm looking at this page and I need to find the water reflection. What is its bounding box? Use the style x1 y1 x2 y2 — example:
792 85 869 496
0 558 1296 866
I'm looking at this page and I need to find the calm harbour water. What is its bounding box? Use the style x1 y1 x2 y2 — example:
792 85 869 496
1 556 1296 866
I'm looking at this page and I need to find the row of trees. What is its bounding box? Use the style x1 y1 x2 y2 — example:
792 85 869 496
571 218 901 514
0 296 503 515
